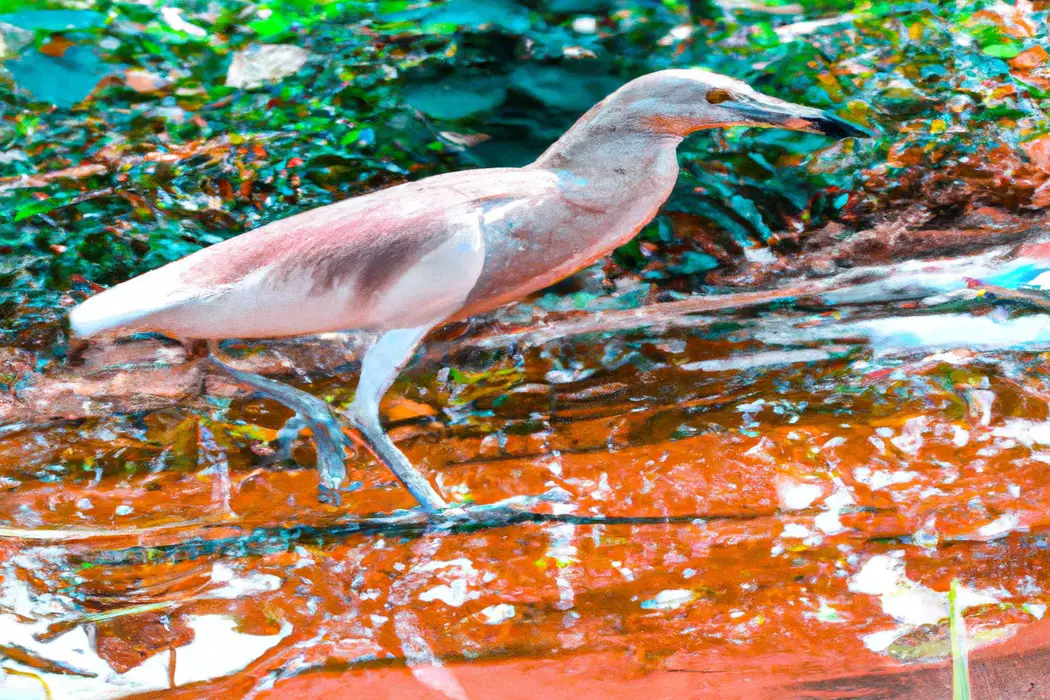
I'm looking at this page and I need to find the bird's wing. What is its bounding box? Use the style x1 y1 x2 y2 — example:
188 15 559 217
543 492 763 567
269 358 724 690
70 167 560 339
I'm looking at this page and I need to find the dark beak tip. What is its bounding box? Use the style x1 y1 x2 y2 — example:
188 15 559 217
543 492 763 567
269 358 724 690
818 112 877 139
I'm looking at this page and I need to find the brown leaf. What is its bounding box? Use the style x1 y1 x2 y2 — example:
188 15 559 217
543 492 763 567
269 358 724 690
383 396 437 422
38 35 73 58
95 612 194 674
1010 44 1049 71
124 69 169 94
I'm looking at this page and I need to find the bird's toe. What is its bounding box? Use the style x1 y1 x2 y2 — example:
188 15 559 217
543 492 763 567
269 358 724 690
429 489 573 527
318 484 343 507
272 414 308 463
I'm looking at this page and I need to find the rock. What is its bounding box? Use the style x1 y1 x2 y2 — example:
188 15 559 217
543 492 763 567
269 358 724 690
226 44 311 90
0 21 33 59
0 149 26 163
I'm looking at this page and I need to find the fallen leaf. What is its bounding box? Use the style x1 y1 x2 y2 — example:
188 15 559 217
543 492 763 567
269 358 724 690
1009 45 1049 71
124 68 169 93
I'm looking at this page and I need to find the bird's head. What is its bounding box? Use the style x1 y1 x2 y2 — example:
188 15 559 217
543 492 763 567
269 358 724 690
608 68 873 139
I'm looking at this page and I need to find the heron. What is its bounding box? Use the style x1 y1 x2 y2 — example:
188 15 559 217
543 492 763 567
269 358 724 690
69 69 872 523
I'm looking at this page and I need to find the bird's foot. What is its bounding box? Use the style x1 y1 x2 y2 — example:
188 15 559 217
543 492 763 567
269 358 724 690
207 355 355 505
273 414 358 462
271 411 357 506
318 483 343 507
272 414 308 464
429 489 572 528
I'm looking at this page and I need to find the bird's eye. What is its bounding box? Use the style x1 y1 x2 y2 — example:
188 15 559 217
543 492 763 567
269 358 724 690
706 89 733 105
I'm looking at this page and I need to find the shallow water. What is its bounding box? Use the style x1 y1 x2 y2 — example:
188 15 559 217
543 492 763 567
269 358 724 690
4 251 1050 699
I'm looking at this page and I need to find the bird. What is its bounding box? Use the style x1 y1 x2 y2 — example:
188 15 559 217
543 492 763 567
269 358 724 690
69 68 872 523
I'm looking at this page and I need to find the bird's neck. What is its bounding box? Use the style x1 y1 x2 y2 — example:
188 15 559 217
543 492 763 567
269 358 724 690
529 118 683 187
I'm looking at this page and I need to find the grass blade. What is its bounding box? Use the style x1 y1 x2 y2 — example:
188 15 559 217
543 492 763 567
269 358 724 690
949 579 972 700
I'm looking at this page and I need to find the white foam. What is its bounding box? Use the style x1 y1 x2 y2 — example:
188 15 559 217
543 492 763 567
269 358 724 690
977 512 1022 540
682 348 833 372
815 480 855 534
849 555 1001 630
759 314 1050 354
640 589 694 610
0 551 289 698
476 604 516 625
778 480 823 510
0 614 289 699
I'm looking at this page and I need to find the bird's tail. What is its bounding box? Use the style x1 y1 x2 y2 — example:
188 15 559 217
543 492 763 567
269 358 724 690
68 289 146 338
69 264 190 338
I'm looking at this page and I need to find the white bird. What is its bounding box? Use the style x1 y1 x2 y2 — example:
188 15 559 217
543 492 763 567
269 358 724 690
70 69 871 522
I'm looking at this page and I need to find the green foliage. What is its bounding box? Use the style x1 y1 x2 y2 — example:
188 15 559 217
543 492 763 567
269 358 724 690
2 0 1049 344
382 0 533 34
7 43 117 106
404 73 508 119
0 9 106 30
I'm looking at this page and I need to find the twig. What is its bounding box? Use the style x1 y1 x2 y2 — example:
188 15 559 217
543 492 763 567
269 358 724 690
0 519 214 542
433 280 833 354
0 643 96 678
1 506 795 566
0 133 303 192
775 12 860 41
721 0 803 15
0 666 54 700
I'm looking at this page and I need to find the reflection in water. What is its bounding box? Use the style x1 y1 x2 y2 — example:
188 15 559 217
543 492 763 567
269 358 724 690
4 250 1050 697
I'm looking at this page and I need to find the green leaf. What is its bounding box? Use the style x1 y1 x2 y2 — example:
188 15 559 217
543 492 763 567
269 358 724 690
980 104 1027 121
404 73 508 119
250 12 294 37
542 0 612 13
613 238 645 269
727 194 772 241
14 195 73 221
0 9 106 31
671 251 720 275
382 0 532 34
750 21 779 49
509 63 620 113
982 43 1020 59
7 45 117 107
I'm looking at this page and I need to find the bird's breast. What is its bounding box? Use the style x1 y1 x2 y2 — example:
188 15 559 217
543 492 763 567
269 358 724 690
458 169 676 318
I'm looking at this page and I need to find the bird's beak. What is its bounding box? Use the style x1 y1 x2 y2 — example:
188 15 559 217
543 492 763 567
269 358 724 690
801 111 875 139
727 94 875 139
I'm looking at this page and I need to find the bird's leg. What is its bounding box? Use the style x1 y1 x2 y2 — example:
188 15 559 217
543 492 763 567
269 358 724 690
209 333 562 521
206 350 351 505
345 327 449 514
273 414 309 463
347 328 568 524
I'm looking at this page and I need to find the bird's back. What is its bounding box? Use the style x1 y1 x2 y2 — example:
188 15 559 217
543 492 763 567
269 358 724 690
70 167 558 340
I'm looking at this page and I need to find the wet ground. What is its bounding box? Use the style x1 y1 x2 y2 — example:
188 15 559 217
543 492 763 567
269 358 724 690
4 245 1050 698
